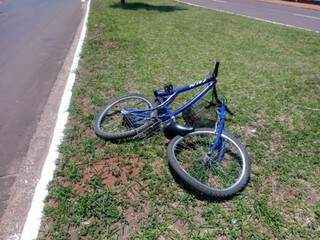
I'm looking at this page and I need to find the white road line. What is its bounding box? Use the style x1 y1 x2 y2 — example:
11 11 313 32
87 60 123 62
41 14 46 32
19 0 91 240
175 0 319 33
293 13 320 21
210 0 228 3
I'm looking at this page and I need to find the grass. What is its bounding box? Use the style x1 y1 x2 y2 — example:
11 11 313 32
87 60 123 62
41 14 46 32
38 0 320 239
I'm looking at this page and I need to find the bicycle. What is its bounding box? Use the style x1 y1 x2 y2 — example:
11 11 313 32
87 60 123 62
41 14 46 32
94 62 250 198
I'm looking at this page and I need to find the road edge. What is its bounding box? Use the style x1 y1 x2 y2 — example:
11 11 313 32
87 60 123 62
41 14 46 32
19 0 92 239
259 0 320 11
0 1 91 239
175 0 319 33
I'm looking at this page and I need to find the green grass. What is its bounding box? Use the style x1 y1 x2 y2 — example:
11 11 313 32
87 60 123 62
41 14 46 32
38 0 320 239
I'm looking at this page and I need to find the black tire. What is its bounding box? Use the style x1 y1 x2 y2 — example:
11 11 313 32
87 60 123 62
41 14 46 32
167 128 250 199
94 94 157 141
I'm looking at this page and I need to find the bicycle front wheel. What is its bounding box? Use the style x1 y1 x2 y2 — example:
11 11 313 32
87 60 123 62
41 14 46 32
167 128 250 199
94 94 157 141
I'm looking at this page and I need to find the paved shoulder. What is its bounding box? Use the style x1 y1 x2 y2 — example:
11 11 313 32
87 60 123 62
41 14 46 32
0 0 82 234
177 0 320 32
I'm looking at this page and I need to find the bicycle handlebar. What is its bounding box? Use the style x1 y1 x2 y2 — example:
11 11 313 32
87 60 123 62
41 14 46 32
212 61 220 78
211 62 234 116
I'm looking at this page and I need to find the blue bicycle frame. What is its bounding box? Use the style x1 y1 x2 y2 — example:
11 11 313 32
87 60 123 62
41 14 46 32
122 74 229 161
209 104 226 159
154 77 217 119
122 76 217 122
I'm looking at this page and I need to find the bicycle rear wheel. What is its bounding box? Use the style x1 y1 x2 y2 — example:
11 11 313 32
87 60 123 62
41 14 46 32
94 94 157 141
167 128 250 199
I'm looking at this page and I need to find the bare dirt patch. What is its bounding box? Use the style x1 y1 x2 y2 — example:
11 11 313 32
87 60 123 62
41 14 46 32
78 96 93 117
120 201 150 239
270 131 284 153
79 156 149 238
152 158 164 175
84 128 96 138
269 181 301 203
47 199 58 209
82 157 144 188
72 182 84 194
170 219 188 236
68 225 78 240
58 179 84 194
126 201 150 228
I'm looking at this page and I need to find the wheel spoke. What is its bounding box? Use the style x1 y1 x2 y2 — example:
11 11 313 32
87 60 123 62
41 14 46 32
172 130 245 191
95 95 156 140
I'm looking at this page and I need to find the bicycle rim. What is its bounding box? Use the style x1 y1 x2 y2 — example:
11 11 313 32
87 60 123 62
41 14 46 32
171 130 247 192
99 96 153 134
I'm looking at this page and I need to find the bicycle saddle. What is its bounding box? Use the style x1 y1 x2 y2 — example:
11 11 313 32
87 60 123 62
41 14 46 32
163 120 194 139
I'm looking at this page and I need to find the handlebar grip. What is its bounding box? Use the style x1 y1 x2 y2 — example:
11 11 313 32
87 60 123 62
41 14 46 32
213 61 220 78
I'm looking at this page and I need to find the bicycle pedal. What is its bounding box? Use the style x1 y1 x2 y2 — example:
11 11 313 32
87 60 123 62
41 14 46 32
164 83 174 93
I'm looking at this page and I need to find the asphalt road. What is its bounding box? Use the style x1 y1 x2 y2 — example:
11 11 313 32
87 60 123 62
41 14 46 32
178 0 320 32
0 0 82 216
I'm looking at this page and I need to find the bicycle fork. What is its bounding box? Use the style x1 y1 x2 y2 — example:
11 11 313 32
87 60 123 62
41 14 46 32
204 104 226 166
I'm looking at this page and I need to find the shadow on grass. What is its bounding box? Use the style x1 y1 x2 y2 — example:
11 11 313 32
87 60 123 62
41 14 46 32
111 2 187 12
